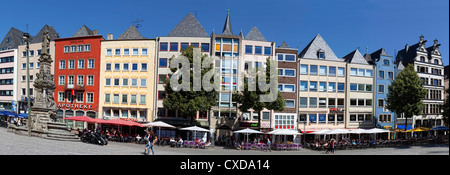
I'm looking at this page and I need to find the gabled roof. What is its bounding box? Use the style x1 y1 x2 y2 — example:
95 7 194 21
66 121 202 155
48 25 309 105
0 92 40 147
396 35 428 63
368 48 391 64
344 49 369 64
72 25 95 37
244 26 266 41
0 27 25 50
117 25 145 39
31 24 59 44
278 41 291 49
298 34 339 61
222 11 233 35
167 13 209 37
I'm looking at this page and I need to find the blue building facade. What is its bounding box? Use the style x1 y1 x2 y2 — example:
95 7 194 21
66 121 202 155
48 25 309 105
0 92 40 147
368 48 396 129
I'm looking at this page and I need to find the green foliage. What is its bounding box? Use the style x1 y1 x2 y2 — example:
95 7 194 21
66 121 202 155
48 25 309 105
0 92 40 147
442 88 449 127
233 57 285 126
163 45 218 119
386 64 427 129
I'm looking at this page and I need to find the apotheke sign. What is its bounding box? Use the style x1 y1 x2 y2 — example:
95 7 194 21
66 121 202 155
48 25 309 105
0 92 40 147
57 103 93 110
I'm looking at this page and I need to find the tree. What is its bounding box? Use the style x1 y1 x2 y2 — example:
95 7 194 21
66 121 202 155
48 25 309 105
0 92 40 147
442 88 449 127
386 64 427 131
233 57 285 130
163 45 218 124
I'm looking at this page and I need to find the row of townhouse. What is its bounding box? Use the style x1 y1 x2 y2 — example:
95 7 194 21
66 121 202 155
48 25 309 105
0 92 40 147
0 11 445 138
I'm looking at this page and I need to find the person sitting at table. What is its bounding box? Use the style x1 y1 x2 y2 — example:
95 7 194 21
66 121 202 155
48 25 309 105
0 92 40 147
170 137 176 147
177 137 183 148
205 141 211 148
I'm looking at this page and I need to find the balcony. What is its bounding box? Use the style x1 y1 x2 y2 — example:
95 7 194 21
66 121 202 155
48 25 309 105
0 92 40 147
64 84 85 91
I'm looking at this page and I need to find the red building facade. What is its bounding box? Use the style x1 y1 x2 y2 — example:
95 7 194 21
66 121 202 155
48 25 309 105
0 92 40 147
54 35 103 119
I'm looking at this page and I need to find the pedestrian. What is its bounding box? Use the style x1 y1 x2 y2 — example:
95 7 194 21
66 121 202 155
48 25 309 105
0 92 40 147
144 131 151 155
330 139 335 154
266 138 271 152
149 136 158 155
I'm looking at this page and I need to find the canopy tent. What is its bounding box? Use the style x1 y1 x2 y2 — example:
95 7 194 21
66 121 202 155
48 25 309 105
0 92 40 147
0 111 20 118
365 128 392 134
349 129 369 134
63 116 95 123
180 126 209 141
233 128 263 143
102 119 144 127
18 113 28 119
405 127 431 132
267 129 302 144
143 121 176 138
311 129 331 135
325 129 351 135
431 126 449 131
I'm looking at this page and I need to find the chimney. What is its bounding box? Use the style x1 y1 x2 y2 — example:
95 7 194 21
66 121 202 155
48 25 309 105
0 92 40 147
405 44 409 52
107 33 113 40
93 30 98 35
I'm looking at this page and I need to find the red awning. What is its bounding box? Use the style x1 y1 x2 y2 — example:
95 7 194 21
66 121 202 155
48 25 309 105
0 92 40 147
63 116 95 123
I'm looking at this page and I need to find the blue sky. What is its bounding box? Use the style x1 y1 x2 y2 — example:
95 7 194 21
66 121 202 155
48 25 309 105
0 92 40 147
1 0 448 65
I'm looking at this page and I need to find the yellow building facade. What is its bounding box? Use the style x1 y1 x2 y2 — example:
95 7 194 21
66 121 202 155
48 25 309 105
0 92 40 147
99 33 156 123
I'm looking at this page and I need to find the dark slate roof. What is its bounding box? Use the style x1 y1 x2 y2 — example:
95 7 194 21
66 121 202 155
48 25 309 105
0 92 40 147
344 49 369 64
396 36 429 63
278 41 291 49
167 13 209 37
222 11 233 35
0 27 25 50
298 34 339 61
368 48 391 64
244 26 266 41
72 25 94 37
117 25 145 39
31 24 59 44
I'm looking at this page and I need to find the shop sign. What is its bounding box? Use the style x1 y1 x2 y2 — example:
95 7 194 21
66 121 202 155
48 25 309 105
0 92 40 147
240 122 259 128
57 103 93 110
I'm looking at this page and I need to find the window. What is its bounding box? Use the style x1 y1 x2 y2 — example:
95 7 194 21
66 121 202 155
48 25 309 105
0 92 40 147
378 84 385 93
123 63 129 71
300 65 308 74
158 91 166 100
337 83 345 92
68 76 74 85
350 68 357 76
71 45 76 52
358 84 365 91
59 60 66 69
367 69 374 77
105 78 111 86
78 45 83 52
113 78 120 86
309 81 317 91
378 99 384 108
350 84 357 91
131 48 138 55
88 59 94 68
201 43 209 52
285 100 295 108
318 51 325 59
141 63 147 71
383 59 390 66
309 114 317 123
114 63 120 71
64 46 70 53
105 63 111 71
68 60 75 69
106 49 112 56
59 76 65 85
78 59 84 69
113 94 119 103
160 42 168 51
87 75 94 86
254 46 262 55
378 70 385 79
300 81 308 91
122 94 128 104
262 112 270 121
159 58 168 67
284 69 295 77
319 82 327 92
285 54 296 62
159 74 167 84
299 97 307 108
140 95 146 104
77 75 84 85
358 69 365 76
283 84 295 92
76 92 84 102
310 65 318 75
130 95 137 104
124 48 130 55
132 63 138 71
84 45 91 52
388 72 394 80
131 79 137 87
329 67 336 76
140 79 147 87
328 82 336 92
122 78 128 86
142 48 148 55
319 66 327 75
170 43 178 51
245 45 253 54
264 47 271 55
58 92 65 102
318 114 326 123
86 93 94 103
328 98 336 108
115 49 121 55
181 43 189 50
319 98 327 107
365 84 372 92
309 97 317 108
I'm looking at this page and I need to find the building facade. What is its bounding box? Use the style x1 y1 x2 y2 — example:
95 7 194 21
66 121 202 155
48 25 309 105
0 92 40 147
396 35 445 128
16 25 59 113
344 49 374 129
54 25 103 126
367 48 396 129
155 13 211 134
0 49 17 110
99 25 156 124
274 42 298 132
298 34 347 132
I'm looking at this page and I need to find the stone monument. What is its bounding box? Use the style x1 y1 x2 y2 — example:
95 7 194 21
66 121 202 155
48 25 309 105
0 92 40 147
9 30 78 141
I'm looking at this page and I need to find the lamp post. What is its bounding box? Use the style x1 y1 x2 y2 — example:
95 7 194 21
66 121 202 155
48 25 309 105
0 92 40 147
23 33 31 137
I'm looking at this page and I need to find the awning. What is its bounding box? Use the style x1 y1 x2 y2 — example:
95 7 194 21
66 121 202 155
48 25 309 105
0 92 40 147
397 125 412 130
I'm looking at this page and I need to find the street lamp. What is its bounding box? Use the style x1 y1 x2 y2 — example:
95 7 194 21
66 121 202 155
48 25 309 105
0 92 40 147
23 33 31 137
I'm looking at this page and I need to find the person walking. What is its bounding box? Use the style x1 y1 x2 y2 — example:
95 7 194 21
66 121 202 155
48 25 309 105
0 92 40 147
149 136 158 155
266 138 271 152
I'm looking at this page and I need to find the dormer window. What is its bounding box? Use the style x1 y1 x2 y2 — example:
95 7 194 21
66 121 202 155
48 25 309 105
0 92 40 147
434 59 439 65
318 49 325 59
420 56 425 62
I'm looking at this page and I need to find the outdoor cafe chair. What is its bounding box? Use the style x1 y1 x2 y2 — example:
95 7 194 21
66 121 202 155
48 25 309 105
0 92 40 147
183 141 189 148
189 141 194 148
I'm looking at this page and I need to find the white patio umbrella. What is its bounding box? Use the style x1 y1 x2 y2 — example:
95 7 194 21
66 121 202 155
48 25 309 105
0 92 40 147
180 126 210 141
324 129 351 141
234 128 263 143
312 129 331 141
349 128 369 140
143 121 176 138
267 129 302 143
365 128 392 140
